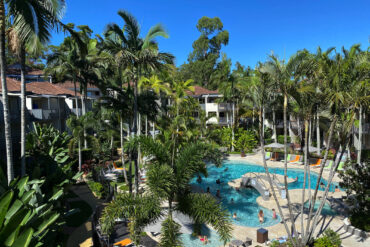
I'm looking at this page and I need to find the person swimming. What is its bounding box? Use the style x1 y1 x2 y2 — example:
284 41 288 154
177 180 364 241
216 179 221 184
230 198 234 204
233 213 237 219
216 190 221 198
224 167 228 172
206 187 210 193
258 210 264 223
335 186 340 192
272 208 277 219
197 175 202 183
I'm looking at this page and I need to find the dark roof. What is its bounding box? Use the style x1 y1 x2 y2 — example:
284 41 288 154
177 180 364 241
0 78 80 96
57 81 99 90
187 85 219 96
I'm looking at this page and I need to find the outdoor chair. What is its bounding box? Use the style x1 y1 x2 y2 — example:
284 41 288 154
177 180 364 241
113 238 132 247
281 154 292 162
265 152 271 160
289 155 302 164
324 160 334 169
310 158 322 167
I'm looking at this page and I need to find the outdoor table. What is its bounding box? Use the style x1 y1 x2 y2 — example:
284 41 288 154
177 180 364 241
230 239 244 246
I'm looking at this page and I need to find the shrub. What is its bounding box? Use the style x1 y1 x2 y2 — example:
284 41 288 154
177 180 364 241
349 211 370 232
87 180 105 199
277 135 291 144
314 229 341 247
236 129 257 153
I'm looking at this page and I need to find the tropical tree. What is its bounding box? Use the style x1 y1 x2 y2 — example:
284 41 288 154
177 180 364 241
101 136 232 246
102 10 174 193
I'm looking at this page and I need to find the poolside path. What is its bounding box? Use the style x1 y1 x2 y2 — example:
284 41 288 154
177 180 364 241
66 183 103 247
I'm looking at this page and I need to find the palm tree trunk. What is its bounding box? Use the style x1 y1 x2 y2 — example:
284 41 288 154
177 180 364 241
303 115 337 243
282 93 298 244
81 87 87 149
78 139 82 172
120 118 128 184
73 80 82 172
20 47 26 177
231 102 235 151
300 118 309 241
145 116 148 136
272 107 277 143
357 105 362 164
316 111 320 155
259 105 297 246
152 121 155 140
262 106 265 137
0 1 14 184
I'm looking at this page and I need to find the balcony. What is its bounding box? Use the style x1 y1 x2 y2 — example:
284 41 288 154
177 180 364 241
218 103 231 111
353 123 370 134
29 109 58 120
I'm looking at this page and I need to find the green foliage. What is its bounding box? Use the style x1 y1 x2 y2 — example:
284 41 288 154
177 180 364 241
100 194 162 246
314 229 341 247
0 176 62 247
338 161 370 231
236 129 257 153
349 211 370 232
159 215 182 247
86 181 105 199
26 123 83 197
277 135 291 144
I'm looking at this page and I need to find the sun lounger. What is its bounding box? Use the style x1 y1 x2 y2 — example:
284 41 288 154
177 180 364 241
265 152 271 160
289 155 302 164
324 160 334 169
337 161 345 171
114 238 132 247
310 159 322 166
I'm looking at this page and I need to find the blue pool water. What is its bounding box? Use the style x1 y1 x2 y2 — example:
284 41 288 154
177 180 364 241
180 226 225 247
304 200 337 216
191 160 339 228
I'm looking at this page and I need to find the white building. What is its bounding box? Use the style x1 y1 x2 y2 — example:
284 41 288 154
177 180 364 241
187 86 234 126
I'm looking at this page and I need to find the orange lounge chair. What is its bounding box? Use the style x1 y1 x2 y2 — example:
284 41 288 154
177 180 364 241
310 159 322 167
113 162 125 170
114 238 132 246
289 155 301 164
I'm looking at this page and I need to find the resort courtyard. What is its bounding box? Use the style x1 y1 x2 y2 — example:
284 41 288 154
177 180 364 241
0 1 369 247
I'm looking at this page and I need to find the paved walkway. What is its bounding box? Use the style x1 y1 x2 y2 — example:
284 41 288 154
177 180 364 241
67 183 103 247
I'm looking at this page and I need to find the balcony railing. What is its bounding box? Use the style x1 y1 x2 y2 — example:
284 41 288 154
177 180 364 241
71 108 83 116
29 109 58 120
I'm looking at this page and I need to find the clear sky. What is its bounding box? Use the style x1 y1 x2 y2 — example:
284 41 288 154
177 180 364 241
51 0 370 68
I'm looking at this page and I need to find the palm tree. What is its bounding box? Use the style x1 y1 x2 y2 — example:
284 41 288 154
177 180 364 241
7 1 65 177
0 0 67 183
103 10 174 193
101 136 232 246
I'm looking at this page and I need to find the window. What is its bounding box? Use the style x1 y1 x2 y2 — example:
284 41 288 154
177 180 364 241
199 98 205 104
95 91 100 96
193 112 199 118
87 92 92 97
219 112 225 117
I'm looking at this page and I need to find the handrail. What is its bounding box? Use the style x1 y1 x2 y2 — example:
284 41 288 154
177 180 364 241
247 172 267 189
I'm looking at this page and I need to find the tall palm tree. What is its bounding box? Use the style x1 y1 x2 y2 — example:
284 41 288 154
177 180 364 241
7 0 65 177
103 10 174 193
1 0 66 183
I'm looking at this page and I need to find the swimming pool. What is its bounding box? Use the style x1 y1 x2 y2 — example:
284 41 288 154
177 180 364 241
180 226 225 247
191 160 340 228
304 200 337 216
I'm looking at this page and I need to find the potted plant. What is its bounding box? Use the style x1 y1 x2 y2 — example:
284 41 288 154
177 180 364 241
236 130 258 157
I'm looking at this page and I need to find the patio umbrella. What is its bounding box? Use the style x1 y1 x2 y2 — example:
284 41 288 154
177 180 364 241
308 146 320 153
264 143 285 149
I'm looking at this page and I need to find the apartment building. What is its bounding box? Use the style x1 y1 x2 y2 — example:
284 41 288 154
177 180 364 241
188 86 234 126
0 77 93 155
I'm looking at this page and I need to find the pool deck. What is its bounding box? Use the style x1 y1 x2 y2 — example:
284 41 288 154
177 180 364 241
224 153 369 247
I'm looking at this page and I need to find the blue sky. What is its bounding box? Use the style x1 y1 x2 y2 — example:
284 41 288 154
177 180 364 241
51 0 370 68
